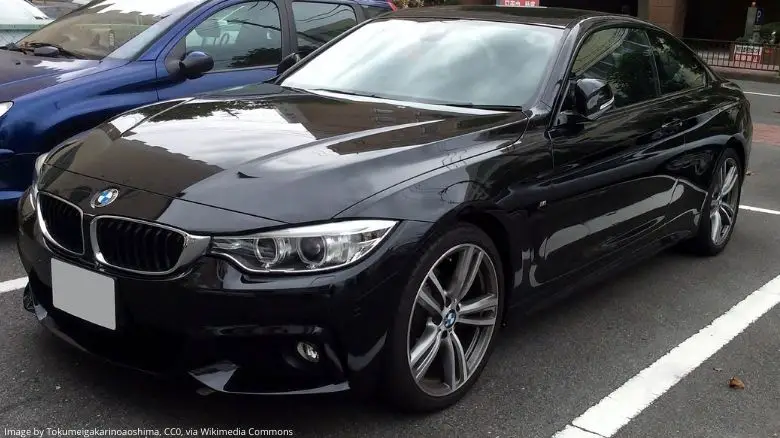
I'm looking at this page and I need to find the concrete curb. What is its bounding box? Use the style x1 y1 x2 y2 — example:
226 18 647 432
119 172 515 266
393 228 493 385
713 67 780 84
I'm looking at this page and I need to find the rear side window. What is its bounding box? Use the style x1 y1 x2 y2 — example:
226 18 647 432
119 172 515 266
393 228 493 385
292 2 358 55
571 27 658 108
648 31 707 94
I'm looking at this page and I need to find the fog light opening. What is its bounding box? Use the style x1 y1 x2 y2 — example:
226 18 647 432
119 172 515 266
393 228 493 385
296 341 320 363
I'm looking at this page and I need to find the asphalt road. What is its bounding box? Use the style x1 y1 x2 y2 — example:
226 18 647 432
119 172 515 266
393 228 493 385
1 79 780 438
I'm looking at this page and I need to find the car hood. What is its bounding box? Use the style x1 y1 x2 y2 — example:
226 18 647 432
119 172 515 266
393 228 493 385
0 49 109 100
48 88 529 223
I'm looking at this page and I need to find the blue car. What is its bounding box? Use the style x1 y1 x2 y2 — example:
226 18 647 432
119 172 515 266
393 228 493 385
0 0 392 206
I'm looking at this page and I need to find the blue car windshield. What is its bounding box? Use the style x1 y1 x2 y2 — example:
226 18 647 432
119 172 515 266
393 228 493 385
281 19 563 109
17 0 203 60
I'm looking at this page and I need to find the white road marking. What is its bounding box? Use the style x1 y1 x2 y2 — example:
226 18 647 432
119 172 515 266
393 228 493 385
552 273 780 438
0 277 28 295
740 205 780 215
744 91 780 98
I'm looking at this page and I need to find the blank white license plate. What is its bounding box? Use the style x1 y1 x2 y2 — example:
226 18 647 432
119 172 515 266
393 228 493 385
51 259 116 330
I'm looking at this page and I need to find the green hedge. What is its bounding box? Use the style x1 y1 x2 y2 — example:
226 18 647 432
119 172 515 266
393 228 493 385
759 22 780 42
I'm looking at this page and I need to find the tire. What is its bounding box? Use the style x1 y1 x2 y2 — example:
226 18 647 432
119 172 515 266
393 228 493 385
684 147 743 256
382 223 505 412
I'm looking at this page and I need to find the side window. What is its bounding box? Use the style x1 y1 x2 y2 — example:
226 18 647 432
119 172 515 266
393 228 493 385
570 27 658 109
292 2 357 55
361 5 391 18
648 31 707 94
182 1 282 71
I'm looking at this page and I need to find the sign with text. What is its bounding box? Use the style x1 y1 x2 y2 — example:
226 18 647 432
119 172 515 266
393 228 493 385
733 44 762 63
497 0 538 6
756 8 765 25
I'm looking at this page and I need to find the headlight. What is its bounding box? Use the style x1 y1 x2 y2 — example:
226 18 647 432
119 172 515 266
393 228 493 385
211 220 397 273
0 102 11 118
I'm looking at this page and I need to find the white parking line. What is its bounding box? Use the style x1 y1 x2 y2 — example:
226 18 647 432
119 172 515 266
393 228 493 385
553 273 780 438
744 91 780 98
0 277 27 294
740 205 780 215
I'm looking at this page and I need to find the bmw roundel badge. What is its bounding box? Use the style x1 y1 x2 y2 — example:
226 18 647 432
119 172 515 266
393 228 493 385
91 188 119 208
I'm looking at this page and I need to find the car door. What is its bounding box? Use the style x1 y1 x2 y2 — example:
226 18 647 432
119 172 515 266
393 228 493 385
532 26 682 288
290 0 360 57
156 0 293 101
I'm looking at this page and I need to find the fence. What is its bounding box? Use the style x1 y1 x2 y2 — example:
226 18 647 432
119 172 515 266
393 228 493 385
683 38 780 72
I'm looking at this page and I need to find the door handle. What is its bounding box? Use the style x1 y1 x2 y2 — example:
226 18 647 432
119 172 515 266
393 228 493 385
661 118 683 129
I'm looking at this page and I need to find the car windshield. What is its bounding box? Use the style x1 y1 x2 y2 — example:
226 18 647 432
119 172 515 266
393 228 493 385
16 0 203 60
281 19 563 109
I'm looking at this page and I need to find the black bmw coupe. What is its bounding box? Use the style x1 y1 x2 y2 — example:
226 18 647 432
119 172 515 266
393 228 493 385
18 6 751 412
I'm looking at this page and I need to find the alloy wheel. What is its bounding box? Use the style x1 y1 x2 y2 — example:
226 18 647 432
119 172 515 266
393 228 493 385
709 157 740 246
406 244 500 397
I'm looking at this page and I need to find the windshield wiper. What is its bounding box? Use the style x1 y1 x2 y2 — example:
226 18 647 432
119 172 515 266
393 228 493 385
1 42 30 53
308 88 386 99
306 89 524 111
21 42 83 59
441 103 524 112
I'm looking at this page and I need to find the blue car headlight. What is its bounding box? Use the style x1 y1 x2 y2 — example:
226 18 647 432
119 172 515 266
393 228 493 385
210 220 397 273
0 102 11 119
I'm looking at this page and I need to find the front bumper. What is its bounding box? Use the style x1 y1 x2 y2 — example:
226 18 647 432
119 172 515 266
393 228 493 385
17 189 428 395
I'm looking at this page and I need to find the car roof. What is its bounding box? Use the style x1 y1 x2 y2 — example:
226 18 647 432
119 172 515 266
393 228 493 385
385 5 619 28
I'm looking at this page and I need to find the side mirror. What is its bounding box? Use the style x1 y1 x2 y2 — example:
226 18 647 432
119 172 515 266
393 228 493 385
179 51 214 80
276 52 301 76
33 46 60 57
573 78 615 121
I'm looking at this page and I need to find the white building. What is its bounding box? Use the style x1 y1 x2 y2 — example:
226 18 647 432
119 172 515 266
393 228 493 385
0 0 52 45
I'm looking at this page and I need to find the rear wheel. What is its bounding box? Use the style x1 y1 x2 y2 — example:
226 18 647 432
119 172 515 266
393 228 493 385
685 147 742 256
383 224 504 412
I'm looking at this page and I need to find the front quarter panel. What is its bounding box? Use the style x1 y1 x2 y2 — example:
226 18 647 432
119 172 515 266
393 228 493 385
5 60 158 153
339 136 551 223
0 61 159 197
338 117 553 296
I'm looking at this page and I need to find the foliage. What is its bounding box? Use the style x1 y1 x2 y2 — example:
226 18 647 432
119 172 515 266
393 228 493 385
759 22 780 44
